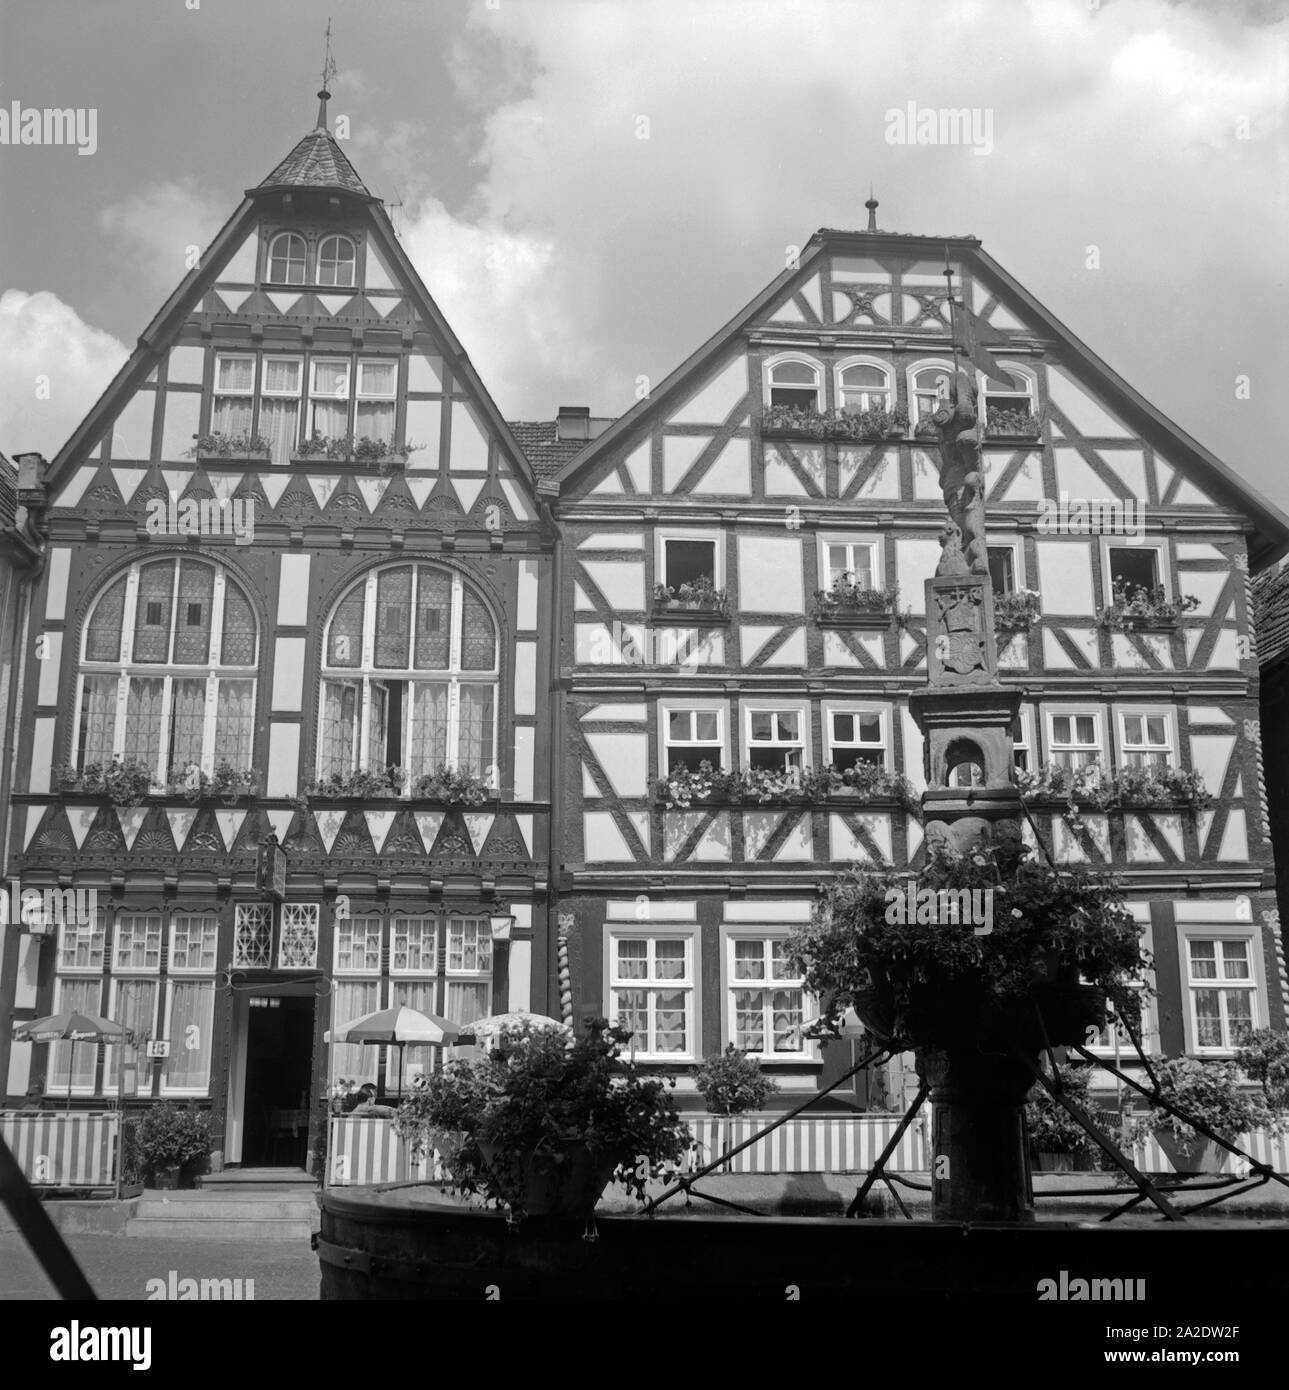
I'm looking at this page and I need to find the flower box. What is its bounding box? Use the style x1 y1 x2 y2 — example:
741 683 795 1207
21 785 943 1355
1098 582 1200 633
761 405 910 441
651 579 730 624
993 589 1041 632
984 408 1043 440
191 433 271 462
813 580 899 626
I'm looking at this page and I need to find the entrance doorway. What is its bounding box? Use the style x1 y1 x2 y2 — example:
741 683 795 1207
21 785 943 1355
240 994 316 1167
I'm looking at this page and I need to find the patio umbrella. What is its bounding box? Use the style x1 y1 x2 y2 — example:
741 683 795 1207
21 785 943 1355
456 1010 571 1049
12 1011 134 1110
325 1005 461 1096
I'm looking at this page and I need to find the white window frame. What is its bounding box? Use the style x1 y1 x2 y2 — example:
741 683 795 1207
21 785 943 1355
1043 706 1105 770
278 903 321 970
105 976 161 1097
1100 538 1171 608
49 976 103 1096
113 913 163 974
335 917 385 976
74 559 259 783
211 353 256 436
721 929 817 1062
764 352 823 411
266 231 307 286
834 355 892 414
56 918 107 974
390 916 438 976
906 358 955 427
316 234 357 289
1179 927 1264 1056
822 702 891 773
977 362 1038 418
317 565 501 789
308 356 353 437
444 915 493 1029
168 913 219 975
817 533 884 594
659 698 729 775
606 928 698 1062
232 903 273 969
986 537 1025 594
742 699 810 774
655 528 724 595
159 977 216 1097
1114 706 1178 771
354 357 398 446
1011 704 1035 773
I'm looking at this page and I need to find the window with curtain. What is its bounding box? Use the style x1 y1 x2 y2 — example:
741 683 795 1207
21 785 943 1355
331 979 380 1085
212 354 255 437
837 360 891 412
356 359 396 444
608 935 693 1058
75 561 259 784
336 919 383 974
309 358 351 440
161 980 216 1094
728 937 806 1057
318 565 500 792
170 915 218 972
260 356 303 464
48 978 103 1093
105 979 159 1097
445 916 491 1026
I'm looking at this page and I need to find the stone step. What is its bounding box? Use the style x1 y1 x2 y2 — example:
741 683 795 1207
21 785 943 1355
131 1198 317 1221
125 1216 314 1240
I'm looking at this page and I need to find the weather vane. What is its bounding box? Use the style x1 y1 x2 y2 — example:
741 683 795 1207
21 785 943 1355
321 17 338 93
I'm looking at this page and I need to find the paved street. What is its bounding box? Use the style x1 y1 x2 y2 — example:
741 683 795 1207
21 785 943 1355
0 1232 319 1301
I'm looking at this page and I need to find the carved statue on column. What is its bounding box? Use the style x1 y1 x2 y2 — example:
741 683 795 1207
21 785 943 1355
930 369 989 577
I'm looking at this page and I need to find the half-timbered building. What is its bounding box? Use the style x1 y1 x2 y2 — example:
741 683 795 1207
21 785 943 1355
0 97 554 1172
550 213 1289 1112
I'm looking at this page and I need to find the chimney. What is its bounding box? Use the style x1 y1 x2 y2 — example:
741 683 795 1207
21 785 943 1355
556 406 591 442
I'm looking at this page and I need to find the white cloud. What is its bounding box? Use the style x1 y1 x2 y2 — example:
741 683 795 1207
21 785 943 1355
0 290 128 459
97 178 225 295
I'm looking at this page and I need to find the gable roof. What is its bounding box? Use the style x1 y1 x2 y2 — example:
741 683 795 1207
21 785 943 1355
505 421 594 481
252 127 375 202
44 116 540 500
1254 562 1289 669
553 227 1289 569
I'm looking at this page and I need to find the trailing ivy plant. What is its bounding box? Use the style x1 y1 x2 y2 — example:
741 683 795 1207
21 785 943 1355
784 842 1149 1053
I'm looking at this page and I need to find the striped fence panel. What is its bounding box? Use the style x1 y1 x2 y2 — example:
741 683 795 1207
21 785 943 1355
0 1112 118 1187
325 1113 930 1187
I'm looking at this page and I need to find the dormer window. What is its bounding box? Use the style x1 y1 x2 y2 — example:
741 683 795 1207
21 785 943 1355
766 358 821 410
267 232 307 286
837 360 891 413
317 235 357 288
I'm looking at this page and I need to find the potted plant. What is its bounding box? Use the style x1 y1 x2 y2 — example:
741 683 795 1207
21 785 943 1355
813 576 899 622
394 1019 690 1219
1140 1057 1275 1174
761 404 830 439
984 406 1043 439
1098 579 1200 632
189 432 271 460
1236 1028 1289 1111
652 575 729 616
411 765 494 805
1025 1061 1101 1171
303 767 406 800
694 1044 779 1173
136 1103 211 1189
62 758 156 807
993 589 1042 632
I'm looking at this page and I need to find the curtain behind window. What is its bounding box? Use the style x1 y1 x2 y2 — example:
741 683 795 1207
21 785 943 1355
162 981 215 1091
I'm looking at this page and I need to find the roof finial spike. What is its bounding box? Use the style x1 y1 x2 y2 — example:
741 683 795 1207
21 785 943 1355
316 17 338 131
865 187 879 233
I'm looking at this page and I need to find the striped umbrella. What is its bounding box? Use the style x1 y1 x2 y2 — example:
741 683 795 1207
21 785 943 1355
325 1005 461 1096
12 1011 134 1109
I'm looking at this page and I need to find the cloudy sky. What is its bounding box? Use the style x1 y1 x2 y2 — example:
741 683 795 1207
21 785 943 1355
2 0 1287 515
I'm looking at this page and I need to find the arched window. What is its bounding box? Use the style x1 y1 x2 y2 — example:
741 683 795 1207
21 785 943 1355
765 356 822 410
980 363 1038 430
836 358 892 413
945 738 986 788
317 235 357 288
319 565 500 789
267 232 307 285
75 560 259 783
908 360 955 430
